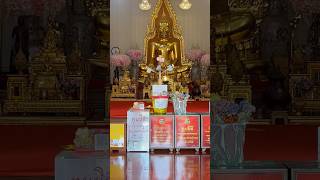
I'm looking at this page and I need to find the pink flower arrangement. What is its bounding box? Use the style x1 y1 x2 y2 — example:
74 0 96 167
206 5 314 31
186 49 205 61
111 54 131 68
200 54 210 66
127 49 143 61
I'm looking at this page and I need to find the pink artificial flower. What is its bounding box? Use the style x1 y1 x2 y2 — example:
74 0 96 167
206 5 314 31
200 54 210 66
111 54 131 67
127 49 143 61
186 49 205 61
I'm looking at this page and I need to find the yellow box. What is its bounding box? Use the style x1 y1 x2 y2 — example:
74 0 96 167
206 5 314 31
110 123 125 148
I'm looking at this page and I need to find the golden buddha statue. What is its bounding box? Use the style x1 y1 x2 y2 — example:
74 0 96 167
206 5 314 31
150 20 178 67
138 0 191 91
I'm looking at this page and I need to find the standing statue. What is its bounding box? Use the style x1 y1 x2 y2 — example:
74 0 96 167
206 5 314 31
84 0 109 58
263 56 291 110
225 38 244 83
10 17 29 73
308 14 320 58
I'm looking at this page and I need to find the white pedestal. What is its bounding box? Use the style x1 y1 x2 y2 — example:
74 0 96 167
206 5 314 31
55 151 108 180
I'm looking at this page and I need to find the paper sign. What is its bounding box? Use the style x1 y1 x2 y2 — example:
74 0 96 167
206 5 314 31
154 98 168 109
127 109 150 151
201 115 210 148
152 85 167 96
150 115 174 148
175 115 200 148
110 124 125 148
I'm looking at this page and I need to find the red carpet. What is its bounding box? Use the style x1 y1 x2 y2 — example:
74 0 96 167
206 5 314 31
244 125 317 161
0 124 317 176
0 125 107 176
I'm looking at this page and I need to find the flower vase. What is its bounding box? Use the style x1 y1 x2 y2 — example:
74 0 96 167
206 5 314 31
211 121 246 168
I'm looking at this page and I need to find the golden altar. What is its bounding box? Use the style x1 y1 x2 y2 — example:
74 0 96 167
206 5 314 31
4 18 87 115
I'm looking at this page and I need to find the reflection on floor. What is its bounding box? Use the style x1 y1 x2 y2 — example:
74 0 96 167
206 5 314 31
110 153 210 180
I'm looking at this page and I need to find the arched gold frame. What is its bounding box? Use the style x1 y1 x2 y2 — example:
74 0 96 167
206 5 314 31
143 0 187 65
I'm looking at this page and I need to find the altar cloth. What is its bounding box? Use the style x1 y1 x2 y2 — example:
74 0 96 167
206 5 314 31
110 100 209 118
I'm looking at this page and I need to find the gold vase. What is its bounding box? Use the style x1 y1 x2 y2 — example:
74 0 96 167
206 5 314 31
15 49 27 74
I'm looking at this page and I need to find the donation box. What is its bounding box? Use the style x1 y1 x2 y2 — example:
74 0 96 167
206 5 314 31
150 115 175 150
201 114 210 149
175 115 200 149
127 108 150 152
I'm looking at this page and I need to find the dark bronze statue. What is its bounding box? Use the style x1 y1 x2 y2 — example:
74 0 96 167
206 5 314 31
11 17 29 73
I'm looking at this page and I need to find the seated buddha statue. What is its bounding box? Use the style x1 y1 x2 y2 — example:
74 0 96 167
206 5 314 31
213 0 266 70
214 12 255 44
138 5 191 88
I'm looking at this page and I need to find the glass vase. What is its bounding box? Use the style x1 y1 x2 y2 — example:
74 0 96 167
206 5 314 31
172 99 187 115
211 122 246 168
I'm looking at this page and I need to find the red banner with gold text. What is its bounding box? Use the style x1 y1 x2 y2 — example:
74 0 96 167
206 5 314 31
175 115 200 148
201 115 210 148
150 115 174 148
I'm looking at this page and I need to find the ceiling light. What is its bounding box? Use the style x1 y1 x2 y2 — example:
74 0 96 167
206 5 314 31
179 0 192 10
139 0 151 11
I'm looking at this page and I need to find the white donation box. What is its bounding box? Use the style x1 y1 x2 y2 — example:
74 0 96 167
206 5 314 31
127 108 150 152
